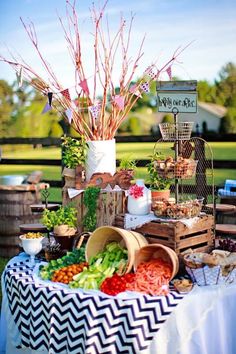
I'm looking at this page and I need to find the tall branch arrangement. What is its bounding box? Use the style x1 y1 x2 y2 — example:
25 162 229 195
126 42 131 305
0 1 189 141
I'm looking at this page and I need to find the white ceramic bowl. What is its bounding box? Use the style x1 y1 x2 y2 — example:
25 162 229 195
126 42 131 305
19 235 44 257
0 175 26 185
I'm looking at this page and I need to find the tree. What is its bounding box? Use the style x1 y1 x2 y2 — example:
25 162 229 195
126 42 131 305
215 62 236 107
0 80 14 136
220 107 236 133
197 80 216 103
0 79 64 137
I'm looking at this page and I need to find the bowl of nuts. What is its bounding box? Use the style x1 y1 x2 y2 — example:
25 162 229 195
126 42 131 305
19 232 45 264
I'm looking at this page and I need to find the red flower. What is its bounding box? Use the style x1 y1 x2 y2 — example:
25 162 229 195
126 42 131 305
129 184 144 199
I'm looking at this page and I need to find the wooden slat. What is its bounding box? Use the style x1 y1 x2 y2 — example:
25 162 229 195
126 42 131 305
63 189 125 233
176 231 212 248
0 183 49 191
113 214 214 256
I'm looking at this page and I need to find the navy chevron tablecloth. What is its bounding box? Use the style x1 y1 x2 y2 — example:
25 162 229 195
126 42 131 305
1 254 186 354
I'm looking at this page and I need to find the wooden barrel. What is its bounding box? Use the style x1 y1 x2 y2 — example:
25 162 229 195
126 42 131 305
0 186 42 258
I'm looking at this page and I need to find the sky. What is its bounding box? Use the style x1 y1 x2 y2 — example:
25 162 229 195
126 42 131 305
0 0 236 92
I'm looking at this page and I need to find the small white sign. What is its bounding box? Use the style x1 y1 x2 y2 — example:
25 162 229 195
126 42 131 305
157 92 197 113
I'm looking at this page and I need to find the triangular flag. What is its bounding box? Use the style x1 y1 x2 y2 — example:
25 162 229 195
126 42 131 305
166 66 172 80
47 92 53 106
144 65 156 79
88 103 101 119
114 95 125 110
61 89 71 101
42 102 52 114
129 84 142 98
140 82 150 93
16 66 23 87
79 79 90 95
65 108 73 124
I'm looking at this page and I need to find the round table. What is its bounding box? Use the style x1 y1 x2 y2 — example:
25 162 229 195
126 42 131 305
1 254 236 354
19 223 48 233
0 254 185 354
205 203 235 223
30 203 60 212
215 224 236 238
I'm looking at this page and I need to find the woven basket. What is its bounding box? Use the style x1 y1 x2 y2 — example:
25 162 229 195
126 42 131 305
85 226 148 274
159 122 194 141
155 159 198 179
183 254 236 286
133 244 179 280
153 198 204 219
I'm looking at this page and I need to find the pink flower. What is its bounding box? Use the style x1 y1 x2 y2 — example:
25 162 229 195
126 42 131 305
129 184 144 199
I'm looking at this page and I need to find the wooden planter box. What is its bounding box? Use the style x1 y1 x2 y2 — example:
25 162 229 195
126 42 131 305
63 188 125 233
114 214 214 255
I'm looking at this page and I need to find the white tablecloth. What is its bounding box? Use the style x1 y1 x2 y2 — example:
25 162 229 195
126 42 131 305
151 283 236 354
1 255 236 354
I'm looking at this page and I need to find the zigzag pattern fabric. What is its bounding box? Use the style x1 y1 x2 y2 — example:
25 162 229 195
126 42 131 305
3 257 185 354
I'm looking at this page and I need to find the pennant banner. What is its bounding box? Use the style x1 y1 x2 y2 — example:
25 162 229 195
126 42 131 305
140 82 150 93
79 79 90 95
129 84 142 98
16 66 23 88
144 65 157 79
88 103 101 119
42 102 52 114
65 108 73 124
114 95 125 110
48 92 53 106
166 66 172 80
61 89 71 101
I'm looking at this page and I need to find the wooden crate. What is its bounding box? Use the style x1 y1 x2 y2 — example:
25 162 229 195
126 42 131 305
63 188 125 233
114 214 214 255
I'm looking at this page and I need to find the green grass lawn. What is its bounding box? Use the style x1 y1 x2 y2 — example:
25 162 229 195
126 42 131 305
1 142 236 202
3 141 236 160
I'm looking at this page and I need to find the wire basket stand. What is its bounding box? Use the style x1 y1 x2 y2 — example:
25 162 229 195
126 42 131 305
157 108 215 206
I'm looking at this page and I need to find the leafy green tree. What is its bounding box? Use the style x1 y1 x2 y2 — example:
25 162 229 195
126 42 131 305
11 90 62 137
128 116 142 135
0 80 14 136
215 62 236 107
197 80 216 103
220 107 236 133
0 79 65 137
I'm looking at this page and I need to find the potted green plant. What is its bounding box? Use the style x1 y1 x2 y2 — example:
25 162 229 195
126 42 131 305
61 135 88 188
42 204 78 250
116 155 137 189
119 155 137 172
146 152 171 201
62 135 88 169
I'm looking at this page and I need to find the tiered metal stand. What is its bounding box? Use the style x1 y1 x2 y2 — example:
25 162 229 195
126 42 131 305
158 109 214 204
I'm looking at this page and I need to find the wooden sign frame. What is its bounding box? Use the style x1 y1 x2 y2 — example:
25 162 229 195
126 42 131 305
156 80 198 113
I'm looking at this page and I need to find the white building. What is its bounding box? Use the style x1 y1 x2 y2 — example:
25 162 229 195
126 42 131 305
177 102 227 133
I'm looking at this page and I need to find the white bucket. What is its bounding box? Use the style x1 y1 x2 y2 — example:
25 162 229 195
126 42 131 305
85 139 116 181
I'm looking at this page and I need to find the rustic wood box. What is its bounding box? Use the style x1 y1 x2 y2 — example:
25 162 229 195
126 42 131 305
63 188 125 233
114 214 214 255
